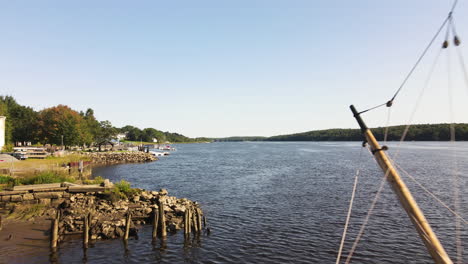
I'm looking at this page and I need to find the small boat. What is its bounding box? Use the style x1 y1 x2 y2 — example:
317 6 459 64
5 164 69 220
158 145 176 151
149 151 170 157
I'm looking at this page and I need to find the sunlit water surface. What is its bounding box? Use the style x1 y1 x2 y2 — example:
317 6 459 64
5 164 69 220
52 142 468 263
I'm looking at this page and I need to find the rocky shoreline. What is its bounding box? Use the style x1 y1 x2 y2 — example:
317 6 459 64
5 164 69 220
82 151 157 164
57 188 200 240
1 182 204 243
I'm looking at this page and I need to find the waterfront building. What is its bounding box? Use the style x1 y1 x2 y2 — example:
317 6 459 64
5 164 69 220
0 116 5 150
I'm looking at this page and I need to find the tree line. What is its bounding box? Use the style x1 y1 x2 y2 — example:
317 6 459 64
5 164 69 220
215 124 468 142
0 96 208 150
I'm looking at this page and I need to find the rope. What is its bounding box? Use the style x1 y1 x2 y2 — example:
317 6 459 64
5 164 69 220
335 147 364 264
345 157 390 264
345 46 445 262
393 162 467 225
358 7 456 115
445 27 464 263
383 108 392 143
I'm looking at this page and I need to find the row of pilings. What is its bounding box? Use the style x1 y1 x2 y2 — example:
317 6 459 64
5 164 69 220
49 198 208 262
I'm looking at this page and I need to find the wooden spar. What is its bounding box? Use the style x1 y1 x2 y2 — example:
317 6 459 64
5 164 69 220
350 105 453 264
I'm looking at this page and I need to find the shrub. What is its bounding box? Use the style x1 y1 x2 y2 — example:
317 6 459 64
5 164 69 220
110 180 139 199
1 143 13 152
0 175 14 184
83 176 104 185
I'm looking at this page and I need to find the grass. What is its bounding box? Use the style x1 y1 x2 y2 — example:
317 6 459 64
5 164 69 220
8 204 46 220
0 153 91 170
101 179 140 201
0 175 14 184
121 140 158 145
20 171 75 185
0 172 76 187
83 176 104 185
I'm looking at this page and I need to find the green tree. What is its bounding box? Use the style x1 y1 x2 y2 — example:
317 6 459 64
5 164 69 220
95 120 118 150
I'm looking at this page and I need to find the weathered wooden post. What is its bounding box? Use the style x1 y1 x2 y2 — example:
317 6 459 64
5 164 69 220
187 208 192 234
152 207 159 239
158 199 167 238
124 212 131 240
50 210 60 249
78 160 84 181
83 214 89 248
196 208 203 232
183 209 189 235
191 208 198 233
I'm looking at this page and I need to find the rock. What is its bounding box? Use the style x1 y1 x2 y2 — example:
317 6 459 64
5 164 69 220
159 189 168 196
34 192 63 199
115 227 124 237
140 192 153 201
22 193 34 201
39 198 51 205
132 195 140 202
10 195 23 202
171 204 186 215
0 195 10 202
144 207 152 215
101 179 114 188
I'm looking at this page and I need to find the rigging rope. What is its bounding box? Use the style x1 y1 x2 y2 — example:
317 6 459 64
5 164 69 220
335 147 364 264
345 155 389 264
383 108 392 143
392 162 467 225
344 44 445 263
444 21 463 263
343 2 463 262
358 6 459 115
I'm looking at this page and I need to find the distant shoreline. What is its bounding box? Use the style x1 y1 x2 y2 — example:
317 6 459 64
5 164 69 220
213 123 468 142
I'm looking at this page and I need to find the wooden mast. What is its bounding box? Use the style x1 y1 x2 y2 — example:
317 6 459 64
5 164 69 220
350 105 453 264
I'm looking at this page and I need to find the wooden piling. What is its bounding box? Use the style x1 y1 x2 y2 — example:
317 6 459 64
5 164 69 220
187 208 192 234
124 212 131 240
152 207 159 239
50 210 60 249
83 214 89 248
191 208 198 233
203 215 207 228
183 209 189 235
158 199 167 238
196 208 203 231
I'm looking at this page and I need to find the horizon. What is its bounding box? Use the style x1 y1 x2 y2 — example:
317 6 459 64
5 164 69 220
1 1 468 138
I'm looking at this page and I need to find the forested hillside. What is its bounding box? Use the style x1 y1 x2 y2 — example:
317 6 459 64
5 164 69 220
215 124 468 142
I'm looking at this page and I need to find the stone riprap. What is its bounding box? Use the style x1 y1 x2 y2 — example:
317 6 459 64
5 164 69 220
82 151 157 164
0 184 202 240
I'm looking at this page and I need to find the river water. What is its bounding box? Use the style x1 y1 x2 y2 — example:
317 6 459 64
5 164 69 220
55 142 468 263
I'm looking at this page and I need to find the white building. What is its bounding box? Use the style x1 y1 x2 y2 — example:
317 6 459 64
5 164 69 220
0 116 5 151
116 133 127 141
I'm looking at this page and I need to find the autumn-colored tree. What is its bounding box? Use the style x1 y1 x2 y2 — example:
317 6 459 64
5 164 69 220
36 105 91 146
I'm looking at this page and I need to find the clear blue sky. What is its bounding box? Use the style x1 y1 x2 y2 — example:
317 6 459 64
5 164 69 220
1 1 467 137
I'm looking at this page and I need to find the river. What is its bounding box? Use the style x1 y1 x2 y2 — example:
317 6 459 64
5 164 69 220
54 142 467 263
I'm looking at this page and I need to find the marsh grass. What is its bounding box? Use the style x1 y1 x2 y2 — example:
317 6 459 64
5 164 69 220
20 171 75 185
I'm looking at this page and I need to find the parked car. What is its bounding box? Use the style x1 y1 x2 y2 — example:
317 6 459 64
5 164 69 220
10 152 27 160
